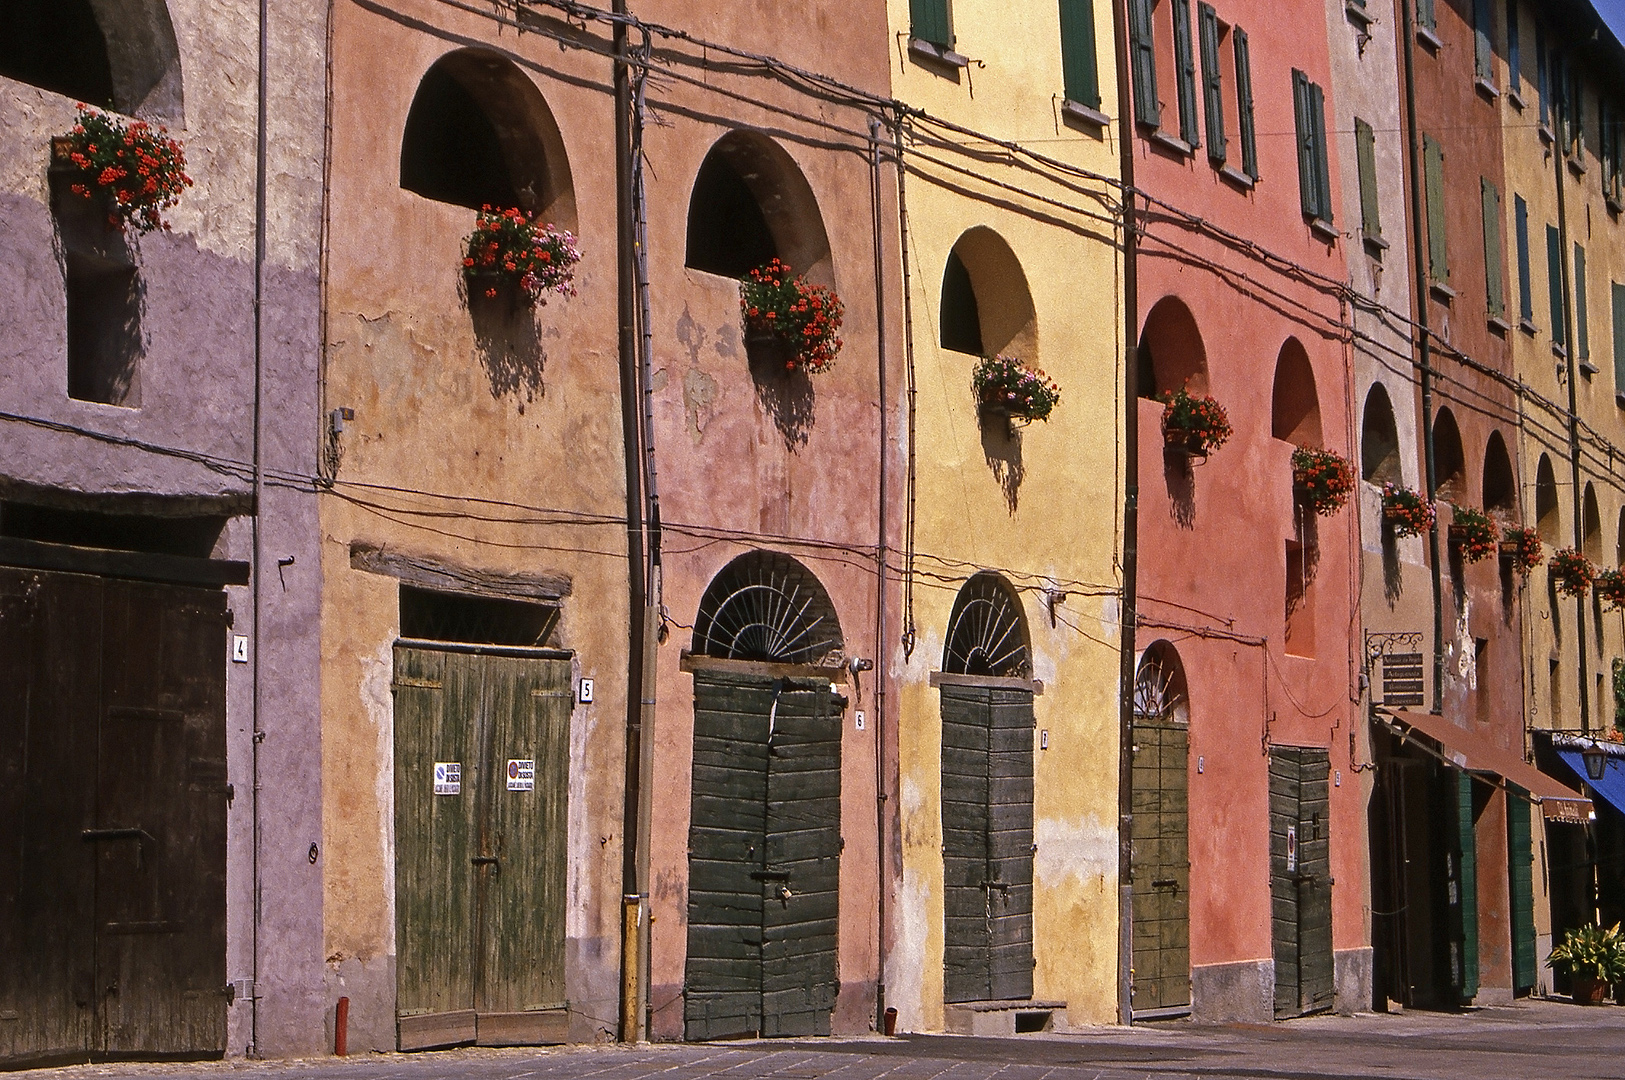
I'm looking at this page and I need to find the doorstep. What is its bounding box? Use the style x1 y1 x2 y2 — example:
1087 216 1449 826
944 1000 1068 1036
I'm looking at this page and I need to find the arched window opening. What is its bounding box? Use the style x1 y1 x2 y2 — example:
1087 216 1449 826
1584 483 1603 562
1138 295 1208 399
1536 455 1560 545
1360 383 1401 484
1133 641 1189 726
938 227 1036 360
1271 339 1322 447
0 0 183 119
400 49 575 224
691 551 843 666
685 130 831 284
942 573 1031 678
1432 408 1466 501
1482 431 1516 515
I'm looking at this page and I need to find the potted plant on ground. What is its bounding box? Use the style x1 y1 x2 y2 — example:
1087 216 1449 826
1159 388 1232 459
1380 483 1435 538
462 205 580 306
739 258 844 375
1597 569 1625 611
53 103 191 233
1547 922 1625 1005
1501 525 1544 574
1550 548 1597 598
971 354 1060 426
1291 447 1355 516
1447 505 1499 563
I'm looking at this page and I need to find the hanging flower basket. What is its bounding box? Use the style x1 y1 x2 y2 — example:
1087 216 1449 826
1500 525 1543 574
1381 483 1435 538
1291 447 1355 516
739 259 844 375
53 104 191 233
1596 569 1625 610
1447 505 1499 563
1550 547 1596 598
1159 388 1232 458
971 354 1060 425
462 206 580 306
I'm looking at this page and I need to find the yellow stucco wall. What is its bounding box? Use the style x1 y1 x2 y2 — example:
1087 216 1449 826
885 0 1125 1031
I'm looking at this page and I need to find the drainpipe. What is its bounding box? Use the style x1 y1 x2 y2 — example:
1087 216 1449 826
249 0 269 1056
1111 0 1140 1028
1398 0 1444 713
867 115 891 1032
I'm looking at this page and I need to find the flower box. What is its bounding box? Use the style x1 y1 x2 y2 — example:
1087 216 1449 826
1381 483 1435 538
1597 568 1625 610
1291 447 1354 516
1158 388 1231 458
462 206 580 306
971 354 1060 425
53 105 191 234
1446 506 1498 563
1550 547 1596 598
1500 526 1543 574
739 259 843 375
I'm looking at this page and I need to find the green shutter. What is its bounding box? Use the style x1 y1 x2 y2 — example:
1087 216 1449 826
1172 0 1200 147
1356 118 1380 239
1418 0 1436 31
1234 27 1258 179
1059 0 1101 110
1575 243 1590 361
1455 772 1480 1001
1613 282 1625 394
1129 0 1160 128
1294 70 1316 218
1508 0 1521 95
1482 178 1505 319
1571 70 1585 157
1508 796 1537 992
1424 135 1448 283
1537 26 1549 127
1516 194 1533 324
1310 81 1332 224
910 0 952 47
1199 3 1226 163
1548 224 1567 348
1474 0 1493 79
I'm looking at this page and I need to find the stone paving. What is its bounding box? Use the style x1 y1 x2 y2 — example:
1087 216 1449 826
21 1001 1625 1080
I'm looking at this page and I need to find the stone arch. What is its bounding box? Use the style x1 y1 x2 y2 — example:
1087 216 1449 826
1271 338 1322 447
685 129 832 286
0 0 183 119
1433 408 1466 501
1482 431 1516 515
941 572 1032 678
1360 383 1401 484
1536 455 1560 544
1138 295 1208 398
939 227 1037 361
691 550 843 666
1584 483 1603 562
400 48 576 226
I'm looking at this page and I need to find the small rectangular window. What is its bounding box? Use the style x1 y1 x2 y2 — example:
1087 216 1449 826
1059 0 1102 111
910 0 953 47
1198 2 1226 164
1293 70 1333 226
1575 243 1590 361
1515 194 1533 324
1482 179 1505 320
1418 0 1437 32
1356 117 1381 241
1424 134 1448 283
1172 0 1201 147
1129 0 1160 128
1234 27 1258 180
1507 0 1521 96
1612 282 1625 396
1548 224 1567 348
1474 0 1494 81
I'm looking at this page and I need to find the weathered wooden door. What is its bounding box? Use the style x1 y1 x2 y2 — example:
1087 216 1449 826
1129 713 1189 1013
940 683 1034 1004
1269 746 1333 1018
393 645 571 1050
685 671 842 1040
1507 795 1537 994
0 570 228 1064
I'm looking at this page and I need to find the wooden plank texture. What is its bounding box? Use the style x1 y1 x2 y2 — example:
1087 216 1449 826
1130 716 1189 1013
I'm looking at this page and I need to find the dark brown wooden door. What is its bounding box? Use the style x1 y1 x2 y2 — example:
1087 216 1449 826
1270 746 1333 1018
685 671 842 1040
1129 713 1189 1013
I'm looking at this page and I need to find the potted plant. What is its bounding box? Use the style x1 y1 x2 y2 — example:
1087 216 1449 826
1380 483 1435 539
1547 922 1625 1005
1550 547 1597 598
1447 505 1499 563
739 258 844 374
1501 525 1544 574
462 205 580 305
1159 388 1232 458
53 103 191 233
971 354 1060 425
1598 569 1625 611
1291 447 1355 516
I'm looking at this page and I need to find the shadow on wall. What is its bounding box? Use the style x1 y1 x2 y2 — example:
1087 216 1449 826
979 417 1024 513
466 282 546 405
1164 450 1195 529
749 350 816 450
1383 521 1403 606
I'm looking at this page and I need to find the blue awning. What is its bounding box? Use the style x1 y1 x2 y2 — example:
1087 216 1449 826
1557 749 1625 819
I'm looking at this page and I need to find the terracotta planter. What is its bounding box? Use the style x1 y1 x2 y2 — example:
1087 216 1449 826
1163 427 1208 460
745 325 801 376
1571 974 1609 1005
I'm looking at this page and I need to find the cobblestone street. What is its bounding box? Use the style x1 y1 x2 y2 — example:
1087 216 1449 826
22 1002 1625 1080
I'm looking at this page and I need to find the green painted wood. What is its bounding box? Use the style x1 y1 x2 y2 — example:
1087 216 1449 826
1198 3 1226 163
1612 283 1625 394
1474 0 1493 79
1508 796 1537 991
1270 747 1333 1018
1574 243 1590 360
1059 0 1101 110
1455 773 1480 999
1516 195 1533 323
1128 0 1159 128
1293 70 1316 219
1233 27 1257 179
910 0 952 46
1424 135 1448 284
1482 179 1505 319
1130 716 1189 1012
1548 224 1566 347
1171 0 1200 147
1310 80 1332 224
1417 0 1436 31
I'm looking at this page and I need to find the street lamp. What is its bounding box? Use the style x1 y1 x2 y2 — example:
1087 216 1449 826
1582 744 1608 781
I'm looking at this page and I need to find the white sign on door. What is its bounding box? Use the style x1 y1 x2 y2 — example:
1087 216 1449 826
507 759 535 792
433 762 461 796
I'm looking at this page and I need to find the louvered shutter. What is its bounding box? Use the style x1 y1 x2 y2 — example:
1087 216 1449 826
1575 243 1590 360
1234 27 1257 179
1059 0 1102 110
1612 282 1625 394
910 0 952 47
1537 26 1549 127
1473 0 1493 80
1310 81 1332 223
1507 0 1521 95
1129 0 1160 128
1172 0 1200 147
1548 225 1567 349
1515 194 1533 324
1418 0 1436 31
1356 118 1380 240
1294 70 1316 218
1199 3 1225 163
1481 179 1505 319
1424 135 1448 283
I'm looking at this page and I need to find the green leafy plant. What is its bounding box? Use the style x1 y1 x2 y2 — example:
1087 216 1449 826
739 258 844 374
1292 447 1355 517
1502 525 1544 575
1550 547 1597 599
1598 570 1625 611
971 354 1061 423
1381 483 1435 538
55 103 191 233
1547 922 1625 982
462 206 580 304
1159 388 1232 454
1448 505 1499 563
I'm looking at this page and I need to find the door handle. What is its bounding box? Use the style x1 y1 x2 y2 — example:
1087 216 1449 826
1151 879 1179 890
472 856 501 875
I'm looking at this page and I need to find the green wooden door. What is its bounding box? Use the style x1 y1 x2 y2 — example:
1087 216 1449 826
941 683 1035 1004
1446 772 1480 1001
1269 746 1334 1018
685 671 842 1040
1129 714 1189 1013
1507 795 1537 993
393 645 571 1049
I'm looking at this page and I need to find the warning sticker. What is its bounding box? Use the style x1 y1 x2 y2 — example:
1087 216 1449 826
433 762 461 796
506 759 535 792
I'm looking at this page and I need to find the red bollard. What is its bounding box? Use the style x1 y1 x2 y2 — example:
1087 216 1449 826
335 996 349 1056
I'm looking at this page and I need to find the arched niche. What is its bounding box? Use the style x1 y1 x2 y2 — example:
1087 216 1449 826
942 573 1032 678
691 550 843 666
1138 295 1208 398
1433 408 1466 501
1133 640 1189 726
0 0 183 120
1616 507 1625 566
1360 383 1401 484
685 130 832 285
1536 455 1560 544
1482 431 1516 516
400 49 576 226
1271 338 1322 447
1584 483 1603 561
938 227 1036 361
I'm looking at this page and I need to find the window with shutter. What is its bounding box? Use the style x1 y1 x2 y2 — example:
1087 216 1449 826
1172 0 1200 147
1234 27 1257 179
1575 244 1590 361
1356 118 1380 242
1507 0 1521 96
1481 179 1505 320
1424 135 1448 284
1418 0 1436 32
1537 26 1549 127
1515 194 1533 325
1059 0 1102 111
1293 70 1315 219
1198 3 1225 164
1548 224 1567 349
1473 0 1493 81
910 0 953 47
1612 282 1625 396
1570 70 1584 158
1310 82 1331 224
1129 0 1160 129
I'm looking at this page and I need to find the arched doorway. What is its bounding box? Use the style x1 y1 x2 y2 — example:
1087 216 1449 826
683 551 845 1039
1130 640 1190 1016
937 574 1035 1005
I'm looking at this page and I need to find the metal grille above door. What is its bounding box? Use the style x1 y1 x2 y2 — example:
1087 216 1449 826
943 573 1030 678
691 552 843 665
